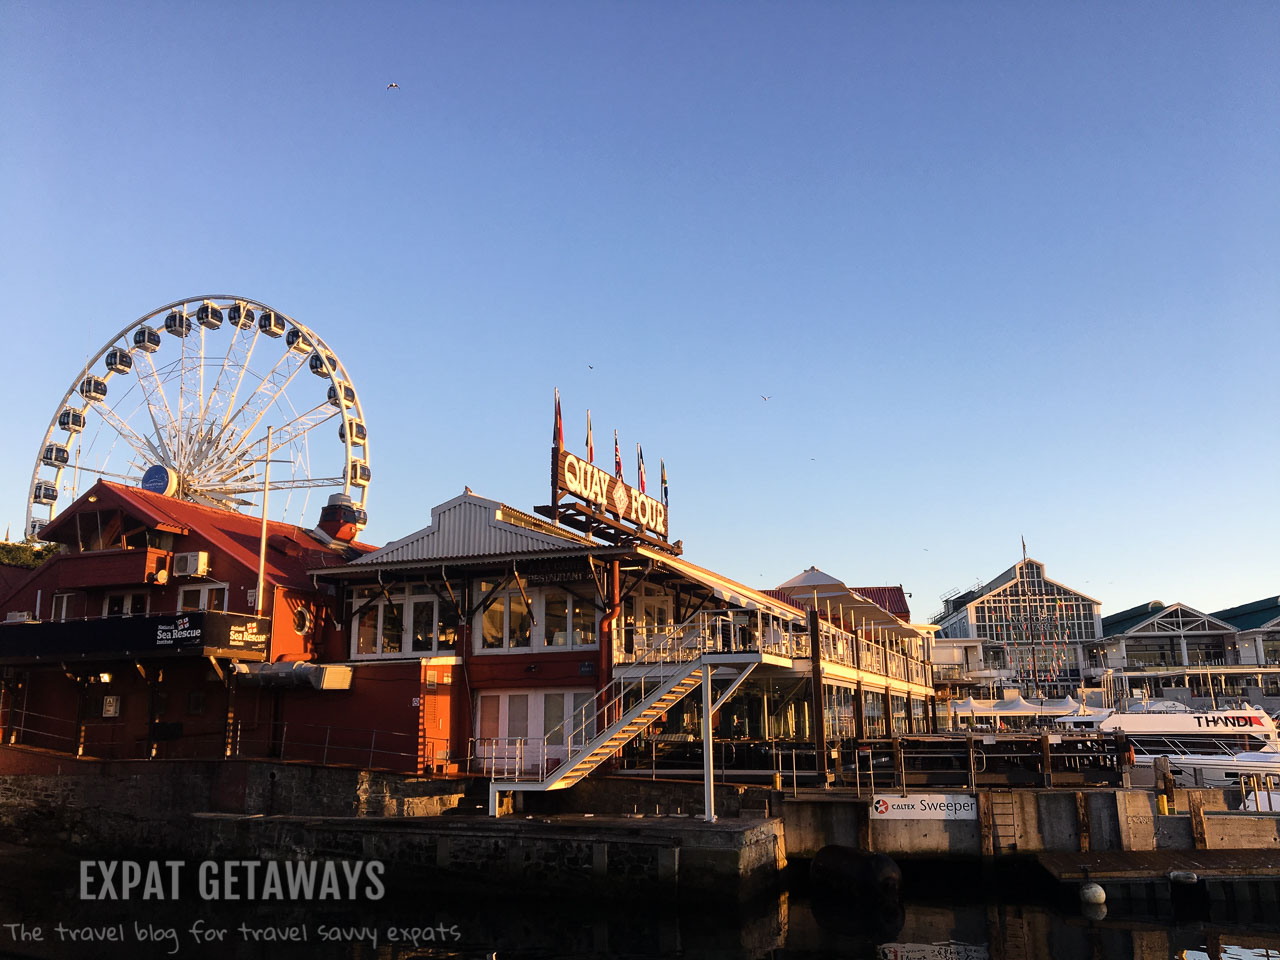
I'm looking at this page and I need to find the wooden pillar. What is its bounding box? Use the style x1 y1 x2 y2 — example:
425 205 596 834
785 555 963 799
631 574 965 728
854 680 865 740
807 610 829 785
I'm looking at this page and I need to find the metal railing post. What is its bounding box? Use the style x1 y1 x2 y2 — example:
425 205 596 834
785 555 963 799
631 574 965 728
368 730 377 769
323 726 331 766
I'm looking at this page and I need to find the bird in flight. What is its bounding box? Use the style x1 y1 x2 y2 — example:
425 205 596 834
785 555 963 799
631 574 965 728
587 363 594 370
387 83 399 90
760 395 771 402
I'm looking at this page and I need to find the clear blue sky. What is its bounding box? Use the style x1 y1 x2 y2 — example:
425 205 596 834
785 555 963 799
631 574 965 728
3 2 1278 620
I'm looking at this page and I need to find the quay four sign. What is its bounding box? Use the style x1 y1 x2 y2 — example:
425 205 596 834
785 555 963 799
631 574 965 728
556 450 668 539
870 794 978 820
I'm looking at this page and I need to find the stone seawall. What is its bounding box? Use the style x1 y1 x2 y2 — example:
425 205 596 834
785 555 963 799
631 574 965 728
0 747 784 901
182 814 783 901
0 746 470 847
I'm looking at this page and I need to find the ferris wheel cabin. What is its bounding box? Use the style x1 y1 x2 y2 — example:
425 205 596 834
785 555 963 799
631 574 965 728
308 352 336 377
327 383 355 408
338 419 366 444
105 348 133 374
41 444 69 467
227 303 255 329
58 408 85 433
32 481 57 505
164 311 191 337
79 377 108 402
133 326 162 352
258 312 286 337
347 460 371 486
285 328 311 354
196 303 224 330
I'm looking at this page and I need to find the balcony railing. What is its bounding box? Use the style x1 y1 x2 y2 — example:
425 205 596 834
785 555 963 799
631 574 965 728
1 708 451 775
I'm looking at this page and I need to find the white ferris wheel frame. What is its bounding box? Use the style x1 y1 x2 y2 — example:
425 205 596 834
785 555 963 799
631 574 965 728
25 294 369 539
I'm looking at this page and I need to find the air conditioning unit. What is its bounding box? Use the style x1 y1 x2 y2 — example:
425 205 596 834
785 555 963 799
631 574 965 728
4 611 33 623
173 551 209 577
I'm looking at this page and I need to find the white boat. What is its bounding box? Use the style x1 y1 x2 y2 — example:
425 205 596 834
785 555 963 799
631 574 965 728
1056 700 1280 788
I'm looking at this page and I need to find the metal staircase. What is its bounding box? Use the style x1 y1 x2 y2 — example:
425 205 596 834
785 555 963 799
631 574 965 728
546 664 708 792
482 610 761 815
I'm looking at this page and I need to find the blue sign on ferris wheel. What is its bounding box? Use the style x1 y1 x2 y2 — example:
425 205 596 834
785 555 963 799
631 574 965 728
141 464 176 496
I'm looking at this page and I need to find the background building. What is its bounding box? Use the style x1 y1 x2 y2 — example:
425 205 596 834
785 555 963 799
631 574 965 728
932 558 1102 698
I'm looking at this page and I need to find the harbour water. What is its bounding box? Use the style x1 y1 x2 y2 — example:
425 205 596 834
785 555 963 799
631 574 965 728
1 844 1277 959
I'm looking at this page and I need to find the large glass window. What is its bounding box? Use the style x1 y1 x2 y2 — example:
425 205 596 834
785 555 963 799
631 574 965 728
352 585 457 659
475 584 597 653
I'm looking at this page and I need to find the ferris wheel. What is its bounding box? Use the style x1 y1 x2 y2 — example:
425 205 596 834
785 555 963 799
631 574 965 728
25 295 370 540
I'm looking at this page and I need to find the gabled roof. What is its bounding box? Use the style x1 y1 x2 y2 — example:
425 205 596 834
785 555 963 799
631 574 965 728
1101 600 1166 635
1213 596 1280 631
347 490 595 567
31 480 373 592
1102 601 1236 638
938 558 1100 623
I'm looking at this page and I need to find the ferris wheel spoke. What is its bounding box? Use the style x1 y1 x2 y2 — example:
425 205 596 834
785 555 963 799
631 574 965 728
218 352 310 461
260 403 337 456
74 464 149 484
217 319 264 435
137 352 182 455
94 403 168 465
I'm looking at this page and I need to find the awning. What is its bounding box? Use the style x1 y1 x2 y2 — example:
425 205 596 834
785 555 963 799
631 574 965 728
636 547 806 621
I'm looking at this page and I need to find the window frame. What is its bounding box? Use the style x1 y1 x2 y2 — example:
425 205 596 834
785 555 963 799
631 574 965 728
103 591 150 618
472 584 600 655
350 585 460 660
176 583 228 614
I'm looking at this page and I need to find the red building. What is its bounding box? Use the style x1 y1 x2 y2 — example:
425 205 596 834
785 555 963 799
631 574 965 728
0 480 459 770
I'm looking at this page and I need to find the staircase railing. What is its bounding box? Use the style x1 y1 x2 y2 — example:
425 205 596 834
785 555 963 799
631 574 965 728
482 609 749 782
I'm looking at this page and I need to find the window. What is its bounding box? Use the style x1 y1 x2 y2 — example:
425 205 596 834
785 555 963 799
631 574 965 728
50 593 75 622
543 591 596 647
104 592 148 618
178 584 227 613
352 585 458 659
474 584 598 653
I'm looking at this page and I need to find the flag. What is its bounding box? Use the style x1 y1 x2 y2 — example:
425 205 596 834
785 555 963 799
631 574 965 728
636 443 646 493
1021 535 1027 561
660 458 668 508
585 409 594 463
553 388 563 449
613 430 623 480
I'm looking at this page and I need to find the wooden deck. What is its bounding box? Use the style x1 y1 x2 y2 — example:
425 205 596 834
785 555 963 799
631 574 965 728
1038 849 1280 882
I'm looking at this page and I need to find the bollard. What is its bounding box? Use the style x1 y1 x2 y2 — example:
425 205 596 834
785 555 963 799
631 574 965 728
1157 794 1169 816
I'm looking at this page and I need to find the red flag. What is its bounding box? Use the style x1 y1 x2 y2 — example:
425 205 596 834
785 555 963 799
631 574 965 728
586 409 594 463
613 430 623 480
636 443 646 493
553 388 563 448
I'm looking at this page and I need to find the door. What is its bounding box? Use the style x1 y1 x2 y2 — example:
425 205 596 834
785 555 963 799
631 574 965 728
636 596 674 657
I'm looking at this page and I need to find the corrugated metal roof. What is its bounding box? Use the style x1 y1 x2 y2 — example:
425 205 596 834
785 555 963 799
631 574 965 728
352 491 592 566
30 480 374 593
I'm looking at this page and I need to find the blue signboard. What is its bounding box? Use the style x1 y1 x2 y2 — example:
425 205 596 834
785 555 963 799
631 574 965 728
141 464 175 496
